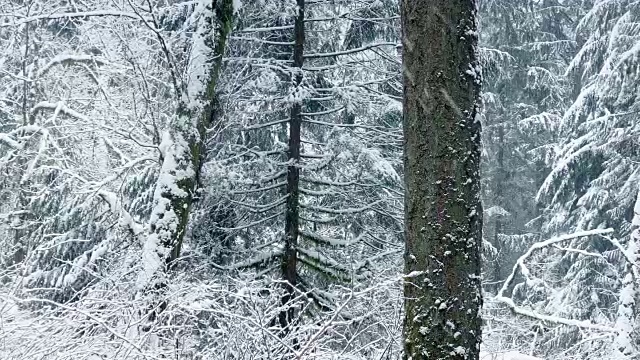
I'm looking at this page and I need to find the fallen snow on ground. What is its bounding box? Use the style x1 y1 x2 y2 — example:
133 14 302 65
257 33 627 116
481 351 543 360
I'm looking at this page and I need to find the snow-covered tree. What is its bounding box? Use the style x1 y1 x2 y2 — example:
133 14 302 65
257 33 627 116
479 0 581 291
517 1 640 355
0 0 168 301
4 0 640 359
196 0 404 341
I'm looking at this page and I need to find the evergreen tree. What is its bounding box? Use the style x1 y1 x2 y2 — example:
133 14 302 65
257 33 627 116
519 0 640 356
205 0 404 340
479 0 580 292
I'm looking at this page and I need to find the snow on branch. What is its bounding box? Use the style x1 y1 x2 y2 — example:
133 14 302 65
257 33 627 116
2 295 162 360
495 228 616 332
304 42 398 59
97 190 144 241
297 247 367 281
0 125 47 150
229 248 283 269
498 228 614 297
300 201 381 215
299 229 366 247
30 101 90 123
0 133 21 149
37 54 119 78
0 10 150 28
480 351 542 360
535 143 594 202
494 295 616 333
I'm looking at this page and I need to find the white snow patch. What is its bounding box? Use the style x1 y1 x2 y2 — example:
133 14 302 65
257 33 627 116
232 0 242 12
480 352 542 360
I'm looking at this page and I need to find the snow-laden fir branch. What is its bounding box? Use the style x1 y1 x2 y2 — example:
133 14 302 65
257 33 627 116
495 228 616 332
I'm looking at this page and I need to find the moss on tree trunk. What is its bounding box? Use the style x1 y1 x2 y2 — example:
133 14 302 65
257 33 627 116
401 0 483 359
145 0 234 280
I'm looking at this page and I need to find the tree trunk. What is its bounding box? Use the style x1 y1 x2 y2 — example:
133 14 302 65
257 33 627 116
279 0 305 332
492 123 505 291
401 0 483 359
140 0 234 288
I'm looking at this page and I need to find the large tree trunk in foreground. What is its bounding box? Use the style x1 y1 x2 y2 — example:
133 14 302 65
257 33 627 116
401 1 483 359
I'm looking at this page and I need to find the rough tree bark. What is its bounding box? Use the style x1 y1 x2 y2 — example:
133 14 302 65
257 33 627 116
401 1 483 359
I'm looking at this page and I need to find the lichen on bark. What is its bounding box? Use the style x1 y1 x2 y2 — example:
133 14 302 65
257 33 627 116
401 1 483 359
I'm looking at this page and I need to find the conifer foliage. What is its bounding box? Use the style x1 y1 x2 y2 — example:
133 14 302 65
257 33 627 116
1 0 640 359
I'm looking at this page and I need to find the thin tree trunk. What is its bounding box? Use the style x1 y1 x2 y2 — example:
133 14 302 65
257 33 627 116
279 0 305 332
401 0 483 359
492 123 505 291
